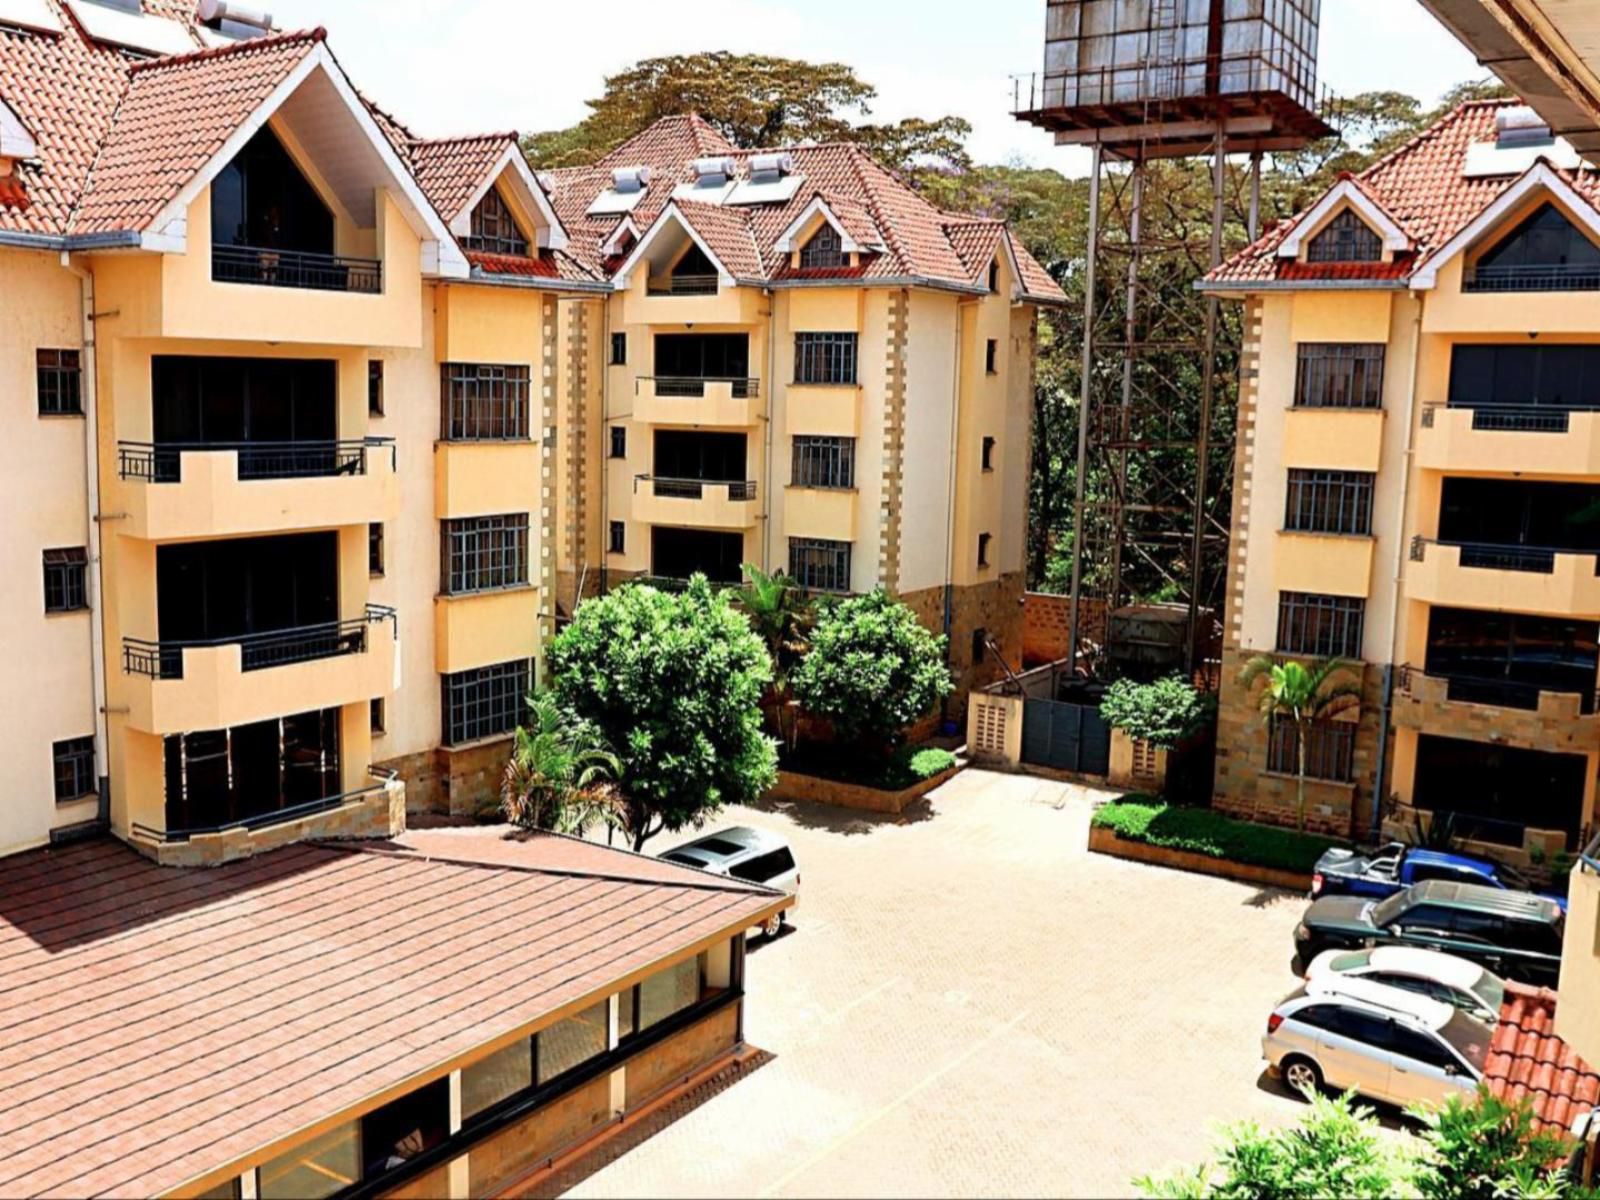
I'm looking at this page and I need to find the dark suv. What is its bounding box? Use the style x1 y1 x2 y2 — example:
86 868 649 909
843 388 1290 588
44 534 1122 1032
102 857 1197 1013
1293 880 1565 987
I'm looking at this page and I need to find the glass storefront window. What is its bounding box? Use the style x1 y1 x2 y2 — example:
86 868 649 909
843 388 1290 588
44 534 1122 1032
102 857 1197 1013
460 1036 534 1122
536 1001 608 1083
638 955 703 1032
258 1122 360 1200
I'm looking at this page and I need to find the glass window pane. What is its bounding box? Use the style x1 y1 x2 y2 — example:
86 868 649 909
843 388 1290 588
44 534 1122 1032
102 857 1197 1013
618 986 636 1038
639 956 702 1031
259 1122 361 1200
460 1036 533 1121
536 1001 608 1083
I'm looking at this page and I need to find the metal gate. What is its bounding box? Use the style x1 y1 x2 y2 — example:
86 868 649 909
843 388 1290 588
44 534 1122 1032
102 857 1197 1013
1021 699 1111 775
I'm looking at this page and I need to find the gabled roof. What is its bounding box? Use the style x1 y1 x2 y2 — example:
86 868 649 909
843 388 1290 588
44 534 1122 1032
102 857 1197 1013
410 132 569 253
1273 175 1412 259
1489 984 1599 1138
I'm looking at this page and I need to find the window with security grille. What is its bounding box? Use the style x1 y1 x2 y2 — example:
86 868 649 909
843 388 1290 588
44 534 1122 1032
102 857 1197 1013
441 514 529 595
37 349 82 416
463 188 529 257
794 333 858 385
1307 209 1383 263
791 436 855 489
799 224 846 269
1285 470 1375 536
1277 592 1366 660
788 538 851 592
1295 344 1386 409
442 659 531 747
52 736 94 803
1267 718 1356 784
441 363 531 440
43 547 88 613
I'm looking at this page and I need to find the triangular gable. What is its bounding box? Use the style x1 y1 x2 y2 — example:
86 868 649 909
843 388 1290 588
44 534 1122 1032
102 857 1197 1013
1276 177 1410 260
776 195 869 254
450 143 568 253
1411 162 1600 290
0 98 37 161
600 216 641 259
612 201 745 288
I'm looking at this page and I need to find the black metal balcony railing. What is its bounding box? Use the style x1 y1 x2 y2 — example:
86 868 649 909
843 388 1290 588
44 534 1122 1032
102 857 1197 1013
129 766 398 845
1398 663 1599 716
123 605 397 681
641 376 761 400
643 476 758 502
647 274 720 296
118 438 396 483
1410 536 1561 575
1464 263 1600 293
1421 402 1600 434
212 245 383 294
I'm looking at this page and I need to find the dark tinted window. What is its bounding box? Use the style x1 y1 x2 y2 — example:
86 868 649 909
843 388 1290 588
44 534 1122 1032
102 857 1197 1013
1387 1024 1458 1070
1325 1007 1392 1045
1308 210 1383 263
1392 904 1457 933
1290 1004 1341 1032
693 837 747 856
1498 916 1562 955
1449 343 1600 409
730 847 795 883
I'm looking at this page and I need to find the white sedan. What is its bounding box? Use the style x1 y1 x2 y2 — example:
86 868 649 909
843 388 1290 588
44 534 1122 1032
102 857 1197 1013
1306 945 1506 1025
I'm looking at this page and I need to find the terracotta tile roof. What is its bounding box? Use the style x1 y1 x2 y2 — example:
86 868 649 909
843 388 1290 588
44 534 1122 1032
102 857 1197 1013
409 132 514 224
0 833 781 1199
674 197 766 278
0 174 27 210
1209 99 1600 287
465 247 600 284
1488 983 1600 1138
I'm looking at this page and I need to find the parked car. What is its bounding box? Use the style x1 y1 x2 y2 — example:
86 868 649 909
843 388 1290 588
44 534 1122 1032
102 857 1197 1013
1263 976 1487 1109
1293 880 1565 987
660 827 799 938
1305 946 1506 1025
1311 842 1568 912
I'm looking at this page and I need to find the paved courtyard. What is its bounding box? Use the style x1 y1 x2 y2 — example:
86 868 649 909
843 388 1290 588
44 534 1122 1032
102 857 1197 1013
552 769 1317 1198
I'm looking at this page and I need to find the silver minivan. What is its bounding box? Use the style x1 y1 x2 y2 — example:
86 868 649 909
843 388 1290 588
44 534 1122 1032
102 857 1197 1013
1263 976 1487 1109
661 827 799 938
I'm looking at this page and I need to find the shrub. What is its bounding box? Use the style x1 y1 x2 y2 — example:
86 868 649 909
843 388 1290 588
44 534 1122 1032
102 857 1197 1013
1092 799 1339 875
1098 676 1213 749
907 747 957 781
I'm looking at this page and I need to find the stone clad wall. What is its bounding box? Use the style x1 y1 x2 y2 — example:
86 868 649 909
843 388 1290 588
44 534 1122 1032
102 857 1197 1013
378 737 511 820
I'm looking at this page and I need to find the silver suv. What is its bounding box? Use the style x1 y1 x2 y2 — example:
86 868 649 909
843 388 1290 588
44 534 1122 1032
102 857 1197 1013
661 827 799 938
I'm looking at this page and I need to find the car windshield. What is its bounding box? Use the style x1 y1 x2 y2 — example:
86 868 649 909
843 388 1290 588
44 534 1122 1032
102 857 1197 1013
662 852 709 868
1330 950 1373 972
1439 1010 1489 1074
1469 970 1505 1017
1370 894 1407 926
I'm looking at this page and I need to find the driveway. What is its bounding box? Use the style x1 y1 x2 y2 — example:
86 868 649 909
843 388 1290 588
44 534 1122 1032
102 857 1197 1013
550 769 1314 1198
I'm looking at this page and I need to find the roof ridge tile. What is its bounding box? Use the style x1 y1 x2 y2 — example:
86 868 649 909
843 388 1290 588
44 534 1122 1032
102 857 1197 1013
125 25 325 75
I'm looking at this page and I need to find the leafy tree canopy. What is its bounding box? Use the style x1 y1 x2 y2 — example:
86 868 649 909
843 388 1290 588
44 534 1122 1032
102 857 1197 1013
1099 676 1214 749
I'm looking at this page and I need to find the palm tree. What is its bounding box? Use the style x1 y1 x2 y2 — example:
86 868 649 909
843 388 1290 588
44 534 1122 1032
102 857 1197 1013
501 693 623 836
1239 655 1363 832
736 563 812 748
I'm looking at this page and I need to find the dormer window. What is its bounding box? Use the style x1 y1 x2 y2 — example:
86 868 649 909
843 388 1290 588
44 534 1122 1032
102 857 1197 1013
800 224 846 270
1307 209 1383 264
659 243 719 295
463 188 528 257
1468 202 1600 292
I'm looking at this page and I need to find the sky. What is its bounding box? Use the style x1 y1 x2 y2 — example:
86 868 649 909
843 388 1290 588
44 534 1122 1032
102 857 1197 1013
271 0 1488 171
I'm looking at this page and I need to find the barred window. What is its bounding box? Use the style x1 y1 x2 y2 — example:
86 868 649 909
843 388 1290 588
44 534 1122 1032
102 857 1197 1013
799 224 846 269
1307 209 1383 264
1267 718 1356 784
789 537 852 592
442 659 531 746
791 436 855 489
37 349 82 416
794 333 858 385
441 363 531 440
1277 592 1366 659
1285 469 1375 536
52 736 95 803
441 514 529 595
43 547 88 613
463 188 529 257
368 360 384 416
1295 344 1386 409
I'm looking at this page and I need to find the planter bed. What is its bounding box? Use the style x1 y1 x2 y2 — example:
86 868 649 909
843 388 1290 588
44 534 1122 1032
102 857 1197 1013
767 759 963 815
1088 799 1339 892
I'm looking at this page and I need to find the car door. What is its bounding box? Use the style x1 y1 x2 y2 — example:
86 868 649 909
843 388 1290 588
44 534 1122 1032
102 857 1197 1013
1383 1022 1474 1108
1314 1006 1396 1103
1496 915 1564 985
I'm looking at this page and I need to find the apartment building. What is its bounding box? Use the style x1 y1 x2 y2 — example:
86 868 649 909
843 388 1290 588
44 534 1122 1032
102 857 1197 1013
1203 99 1600 874
539 117 1064 710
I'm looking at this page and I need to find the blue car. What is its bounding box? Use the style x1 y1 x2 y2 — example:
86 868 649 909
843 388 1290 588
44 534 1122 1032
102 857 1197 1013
1311 843 1569 912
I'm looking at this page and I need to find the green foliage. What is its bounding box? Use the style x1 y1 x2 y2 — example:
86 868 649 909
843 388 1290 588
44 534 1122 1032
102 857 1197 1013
549 576 778 850
1093 800 1339 875
907 747 957 781
1240 656 1363 831
735 564 813 750
1099 676 1214 749
791 589 952 750
501 693 622 835
780 743 957 792
1412 1088 1578 1200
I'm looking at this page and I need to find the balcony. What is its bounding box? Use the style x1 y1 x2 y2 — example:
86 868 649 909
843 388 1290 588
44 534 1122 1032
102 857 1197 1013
212 245 382 294
114 439 398 541
1393 665 1600 751
1555 838 1600 1065
648 274 719 297
620 278 765 327
121 606 398 736
1408 537 1600 617
631 476 761 530
1463 263 1600 293
634 377 763 428
1417 403 1600 476
786 383 862 437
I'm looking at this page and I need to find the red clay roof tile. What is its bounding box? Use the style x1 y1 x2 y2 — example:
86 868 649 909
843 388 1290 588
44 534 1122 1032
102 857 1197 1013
1488 984 1600 1138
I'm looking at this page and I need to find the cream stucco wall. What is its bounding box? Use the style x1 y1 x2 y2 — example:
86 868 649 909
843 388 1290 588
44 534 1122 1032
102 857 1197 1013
898 289 961 596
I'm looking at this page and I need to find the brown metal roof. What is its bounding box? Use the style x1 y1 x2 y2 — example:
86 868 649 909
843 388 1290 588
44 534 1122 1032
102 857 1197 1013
0 832 781 1198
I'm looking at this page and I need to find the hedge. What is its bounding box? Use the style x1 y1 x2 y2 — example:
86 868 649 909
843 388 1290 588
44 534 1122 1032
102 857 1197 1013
781 745 959 792
1091 798 1340 875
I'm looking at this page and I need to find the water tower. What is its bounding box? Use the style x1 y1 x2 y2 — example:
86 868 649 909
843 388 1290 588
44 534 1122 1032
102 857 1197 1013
1015 0 1334 677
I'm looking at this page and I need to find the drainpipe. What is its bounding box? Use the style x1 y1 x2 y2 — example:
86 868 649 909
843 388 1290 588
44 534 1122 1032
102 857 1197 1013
763 287 777 573
61 252 111 827
1371 290 1427 837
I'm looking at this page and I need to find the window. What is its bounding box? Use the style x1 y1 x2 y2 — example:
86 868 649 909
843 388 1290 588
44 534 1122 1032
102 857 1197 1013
794 333 858 385
1499 916 1563 956
441 514 529 594
441 363 531 441
610 425 627 459
458 999 609 1123
370 698 385 736
1267 718 1356 783
42 547 87 613
368 522 385 577
788 537 851 592
461 1037 532 1123
1284 469 1375 536
799 223 846 269
988 259 1000 292
442 659 531 746
360 1077 449 1180
367 360 383 416
731 847 796 885
609 520 625 554
259 1122 360 1200
986 339 998 375
982 436 996 471
1385 1024 1458 1071
1295 344 1386 409
1277 592 1365 659
972 627 988 667
610 331 627 366
791 436 855 489
536 1000 609 1081
52 736 94 803
978 532 992 568
638 956 702 1030
1470 202 1600 292
1306 209 1384 263
463 187 529 257
37 349 82 416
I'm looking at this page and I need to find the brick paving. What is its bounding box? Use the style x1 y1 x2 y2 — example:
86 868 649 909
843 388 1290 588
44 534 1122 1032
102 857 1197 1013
553 769 1315 1198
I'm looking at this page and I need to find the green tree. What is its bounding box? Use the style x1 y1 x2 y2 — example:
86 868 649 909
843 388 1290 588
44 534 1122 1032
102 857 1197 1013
1413 1088 1580 1200
549 576 778 850
736 564 812 749
1239 656 1362 831
500 692 622 836
791 589 952 754
1099 676 1214 749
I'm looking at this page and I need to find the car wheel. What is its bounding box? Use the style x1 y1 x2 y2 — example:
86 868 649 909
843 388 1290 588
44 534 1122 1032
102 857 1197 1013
1281 1055 1324 1098
761 913 782 939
